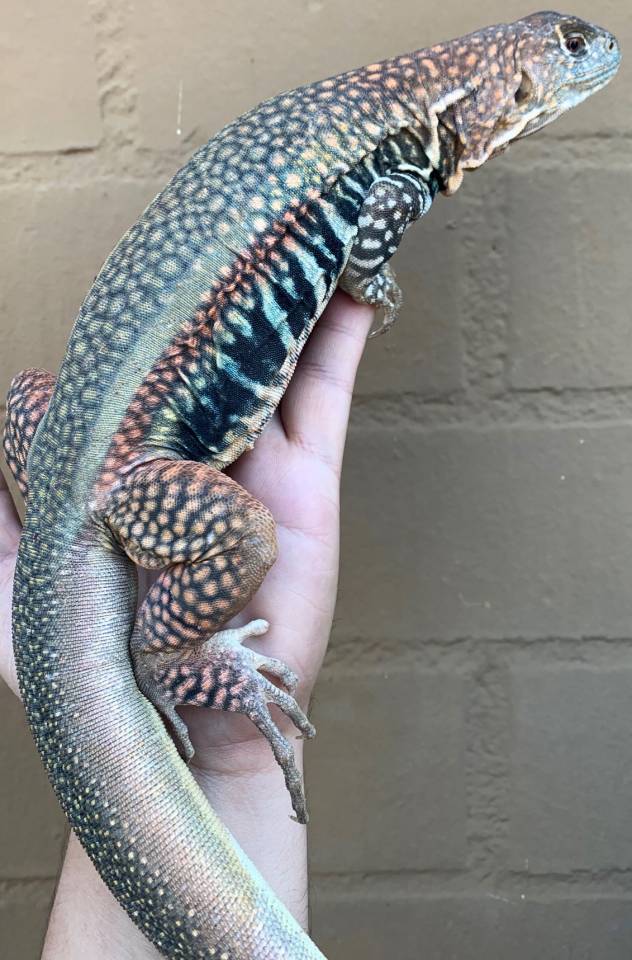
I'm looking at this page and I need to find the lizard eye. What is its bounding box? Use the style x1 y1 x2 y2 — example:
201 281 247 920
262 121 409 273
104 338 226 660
564 33 588 56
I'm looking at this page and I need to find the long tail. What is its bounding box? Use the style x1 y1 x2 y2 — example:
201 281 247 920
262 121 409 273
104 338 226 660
13 524 325 959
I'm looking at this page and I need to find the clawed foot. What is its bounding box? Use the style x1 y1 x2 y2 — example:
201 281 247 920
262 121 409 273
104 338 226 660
139 619 315 823
367 264 403 337
341 263 403 337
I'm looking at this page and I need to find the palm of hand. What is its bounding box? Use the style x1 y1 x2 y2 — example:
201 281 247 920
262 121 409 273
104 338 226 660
0 293 373 776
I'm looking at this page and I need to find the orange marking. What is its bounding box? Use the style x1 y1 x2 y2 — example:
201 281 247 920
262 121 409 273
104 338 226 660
421 58 439 78
176 678 196 698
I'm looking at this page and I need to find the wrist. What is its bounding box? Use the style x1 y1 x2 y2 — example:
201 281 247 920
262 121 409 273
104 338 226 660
189 720 306 779
190 735 307 832
190 738 310 923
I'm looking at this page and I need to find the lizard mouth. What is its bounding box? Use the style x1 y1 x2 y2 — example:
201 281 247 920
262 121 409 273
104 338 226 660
579 71 619 92
566 59 621 94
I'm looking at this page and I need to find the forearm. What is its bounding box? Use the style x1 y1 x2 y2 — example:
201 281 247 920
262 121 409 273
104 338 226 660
42 745 309 959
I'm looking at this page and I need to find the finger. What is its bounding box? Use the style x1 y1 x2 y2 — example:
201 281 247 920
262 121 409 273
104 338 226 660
0 466 20 696
280 291 374 471
0 601 19 698
0 466 21 556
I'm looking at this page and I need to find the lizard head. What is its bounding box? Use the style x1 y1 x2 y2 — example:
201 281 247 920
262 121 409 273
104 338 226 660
431 11 621 195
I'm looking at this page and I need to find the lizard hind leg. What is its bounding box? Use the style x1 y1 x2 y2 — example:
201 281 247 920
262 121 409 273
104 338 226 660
101 458 315 823
3 368 56 498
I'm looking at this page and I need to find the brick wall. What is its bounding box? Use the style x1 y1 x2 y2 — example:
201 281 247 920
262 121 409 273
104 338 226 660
0 1 630 957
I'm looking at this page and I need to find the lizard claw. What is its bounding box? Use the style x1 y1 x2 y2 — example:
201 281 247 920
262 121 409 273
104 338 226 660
140 619 314 822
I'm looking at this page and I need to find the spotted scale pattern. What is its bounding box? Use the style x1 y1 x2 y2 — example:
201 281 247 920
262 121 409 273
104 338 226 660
101 456 317 820
339 169 435 332
158 660 249 711
3 368 56 496
5 12 620 960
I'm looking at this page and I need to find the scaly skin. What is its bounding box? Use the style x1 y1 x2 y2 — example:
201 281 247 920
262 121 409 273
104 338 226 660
3 12 620 960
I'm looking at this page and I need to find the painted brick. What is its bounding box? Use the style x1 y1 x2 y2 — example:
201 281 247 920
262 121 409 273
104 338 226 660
0 682 65 879
336 422 632 641
0 881 55 960
355 193 464 398
311 893 632 959
506 165 632 389
0 0 100 153
0 180 162 404
306 668 467 873
131 0 433 151
130 1 626 152
509 664 632 872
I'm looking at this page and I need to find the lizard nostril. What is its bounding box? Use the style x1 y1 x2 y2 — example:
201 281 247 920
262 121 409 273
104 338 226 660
607 37 617 54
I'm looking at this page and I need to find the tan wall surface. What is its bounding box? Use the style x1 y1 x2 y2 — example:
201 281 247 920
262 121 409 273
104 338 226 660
1 1 631 957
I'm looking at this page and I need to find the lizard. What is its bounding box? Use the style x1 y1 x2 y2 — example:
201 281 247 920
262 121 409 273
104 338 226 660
2 11 620 960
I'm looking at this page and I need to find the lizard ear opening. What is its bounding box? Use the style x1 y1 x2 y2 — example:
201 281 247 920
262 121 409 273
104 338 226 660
514 69 533 105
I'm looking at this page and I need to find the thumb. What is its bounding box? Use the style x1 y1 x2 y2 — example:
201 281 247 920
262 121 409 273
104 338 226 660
0 467 21 698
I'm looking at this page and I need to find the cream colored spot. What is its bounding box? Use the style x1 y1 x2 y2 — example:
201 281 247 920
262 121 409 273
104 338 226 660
285 172 301 188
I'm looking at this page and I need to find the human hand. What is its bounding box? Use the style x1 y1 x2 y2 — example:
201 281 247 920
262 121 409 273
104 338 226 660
0 456 20 697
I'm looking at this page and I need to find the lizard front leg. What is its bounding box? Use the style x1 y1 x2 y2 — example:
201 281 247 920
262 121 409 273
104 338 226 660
340 170 434 334
3 368 56 498
100 457 315 822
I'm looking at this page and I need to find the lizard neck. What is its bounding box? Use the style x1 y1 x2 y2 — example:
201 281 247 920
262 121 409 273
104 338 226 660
370 49 471 196
433 105 466 194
